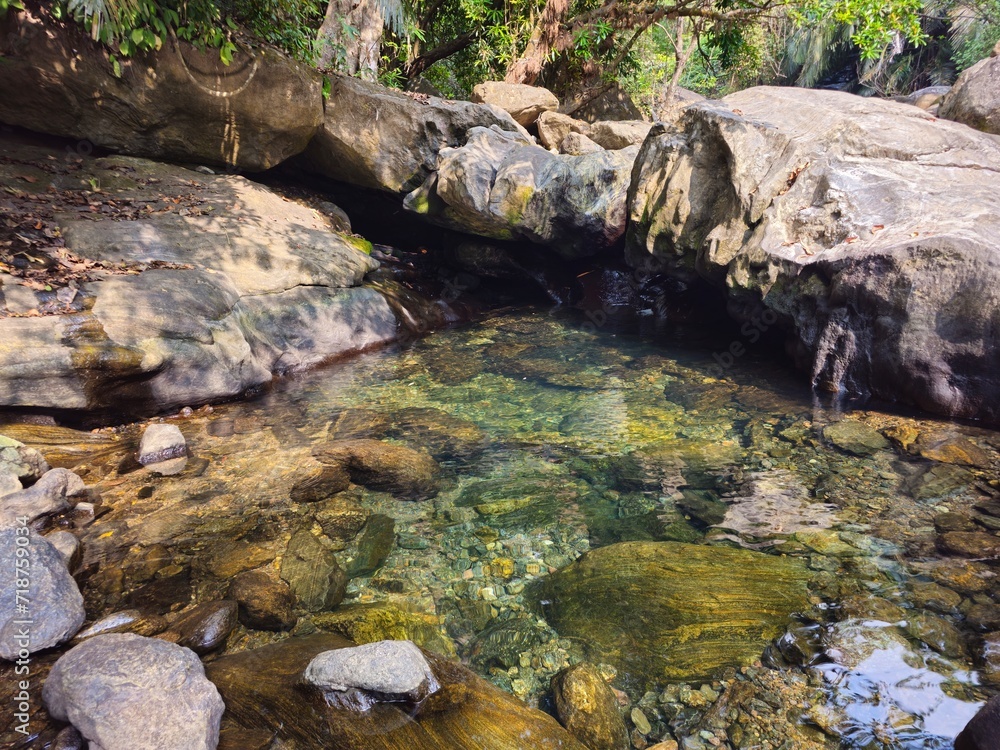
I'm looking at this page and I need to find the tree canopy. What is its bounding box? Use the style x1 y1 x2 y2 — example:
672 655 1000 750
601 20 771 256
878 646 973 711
7 0 998 103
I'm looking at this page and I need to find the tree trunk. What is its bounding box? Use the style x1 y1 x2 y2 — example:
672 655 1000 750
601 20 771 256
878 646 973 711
504 0 572 85
317 0 384 80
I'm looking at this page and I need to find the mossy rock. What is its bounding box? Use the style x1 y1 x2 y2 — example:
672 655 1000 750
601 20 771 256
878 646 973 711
528 541 812 690
312 602 456 657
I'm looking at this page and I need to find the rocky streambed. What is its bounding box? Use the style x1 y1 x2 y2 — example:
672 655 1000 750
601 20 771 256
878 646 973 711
3 309 1000 749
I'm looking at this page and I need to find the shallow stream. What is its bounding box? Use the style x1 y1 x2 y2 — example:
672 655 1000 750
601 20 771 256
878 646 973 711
6 306 1000 749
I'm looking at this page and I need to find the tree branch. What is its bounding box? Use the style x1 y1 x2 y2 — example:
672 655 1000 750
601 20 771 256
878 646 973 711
404 30 478 78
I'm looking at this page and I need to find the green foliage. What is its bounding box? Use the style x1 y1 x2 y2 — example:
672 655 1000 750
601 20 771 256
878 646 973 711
795 0 928 60
0 0 25 20
222 0 323 63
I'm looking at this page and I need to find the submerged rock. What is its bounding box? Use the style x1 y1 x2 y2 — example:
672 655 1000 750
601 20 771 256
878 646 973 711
0 528 85 659
206 632 586 749
302 640 439 709
822 421 890 456
405 126 637 259
314 440 440 500
528 541 812 689
552 662 629 750
165 600 238 655
312 602 456 657
280 529 348 612
228 570 297 631
627 86 1000 422
43 633 224 750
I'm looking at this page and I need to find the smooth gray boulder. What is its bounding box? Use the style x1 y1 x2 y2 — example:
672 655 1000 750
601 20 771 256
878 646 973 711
627 86 1000 422
302 639 439 708
299 74 524 195
471 82 559 127
0 8 322 170
940 55 1000 134
0 468 86 528
0 152 398 415
43 633 224 750
0 528 85 659
138 424 187 466
560 132 604 155
405 126 638 259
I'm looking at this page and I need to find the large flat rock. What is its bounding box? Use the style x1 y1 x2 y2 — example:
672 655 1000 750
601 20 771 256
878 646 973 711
627 86 1000 421
0 144 397 415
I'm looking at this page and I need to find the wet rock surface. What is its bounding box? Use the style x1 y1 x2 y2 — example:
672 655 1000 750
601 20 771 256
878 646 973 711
553 662 630 750
208 633 586 749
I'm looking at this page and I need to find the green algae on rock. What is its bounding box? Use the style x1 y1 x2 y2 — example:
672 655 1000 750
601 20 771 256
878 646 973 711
528 541 813 689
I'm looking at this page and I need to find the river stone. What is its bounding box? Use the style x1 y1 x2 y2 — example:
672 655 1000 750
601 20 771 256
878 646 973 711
966 603 1000 631
938 531 1000 558
405 126 638 259
166 600 238 655
280 529 348 612
822 421 890 456
312 602 456 657
385 407 487 460
908 581 962 612
0 9 321 170
0 468 86 528
940 54 1000 135
72 609 168 642
207 632 586 749
43 633 224 750
529 541 812 689
471 82 559 127
0 470 20 498
626 86 1000 422
314 440 440 500
0 528 85 659
228 570 297 631
315 496 371 545
138 424 187 466
290 461 351 503
980 632 1000 684
0 434 49 482
914 431 993 467
299 74 524 194
302 639 439 708
348 514 396 577
905 611 966 658
552 662 629 750
588 120 652 150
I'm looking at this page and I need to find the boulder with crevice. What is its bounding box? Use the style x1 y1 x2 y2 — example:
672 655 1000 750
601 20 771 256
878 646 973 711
405 126 638 259
299 74 525 195
627 86 1000 422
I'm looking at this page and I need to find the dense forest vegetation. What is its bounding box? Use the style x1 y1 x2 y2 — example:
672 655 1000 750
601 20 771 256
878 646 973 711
2 0 998 113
